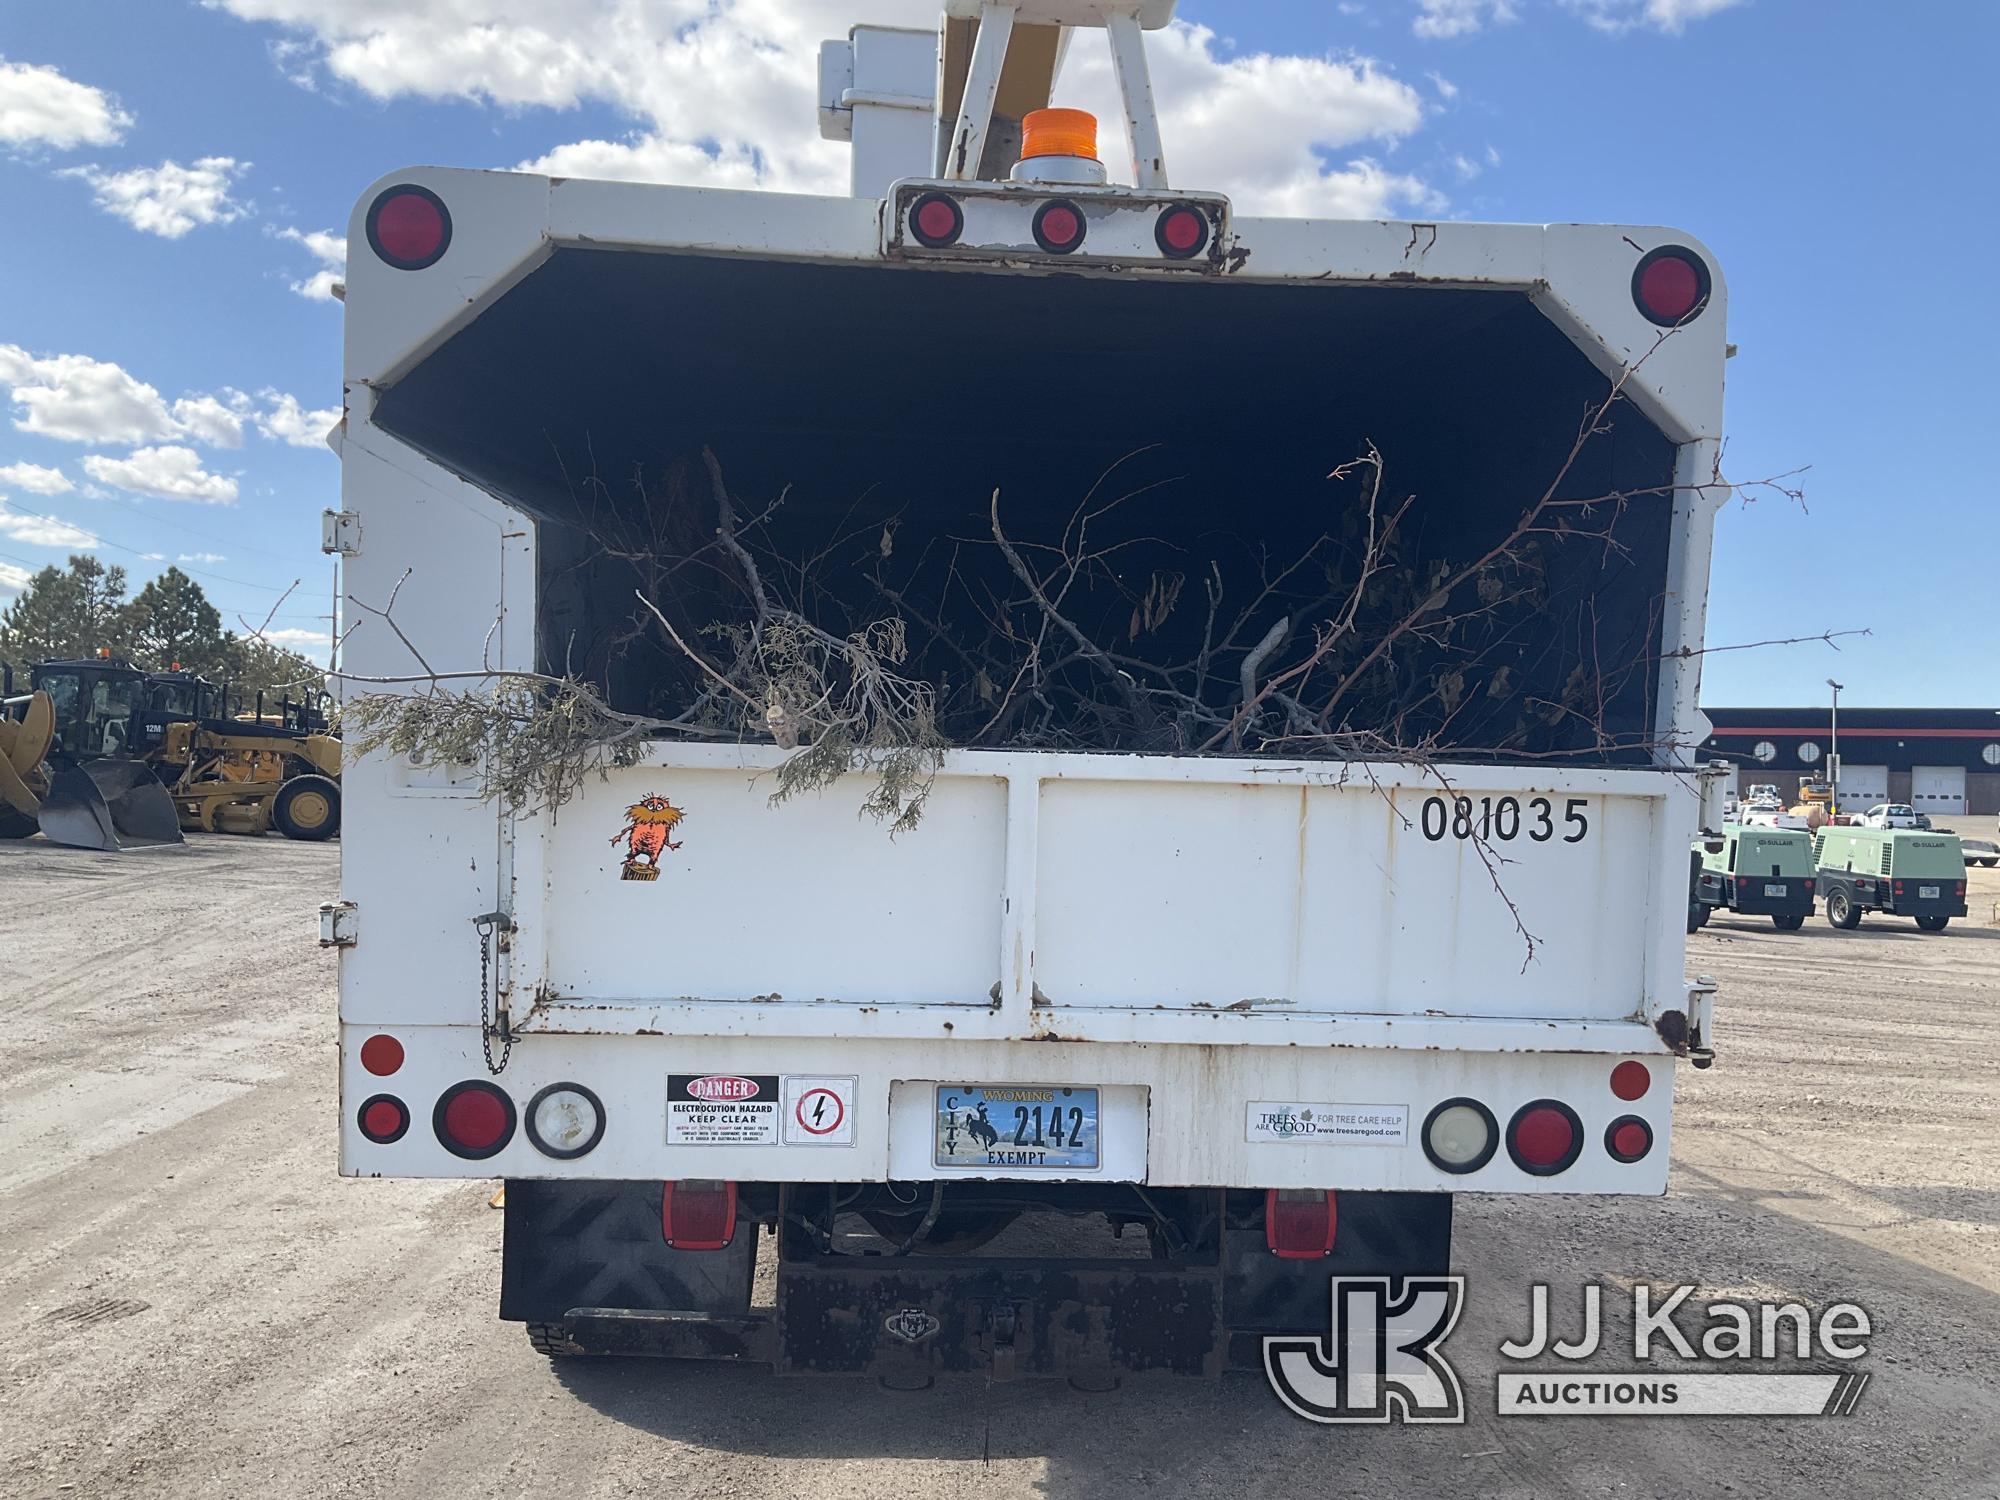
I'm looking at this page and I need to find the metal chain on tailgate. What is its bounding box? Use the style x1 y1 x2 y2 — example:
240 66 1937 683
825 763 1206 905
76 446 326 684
474 911 513 1075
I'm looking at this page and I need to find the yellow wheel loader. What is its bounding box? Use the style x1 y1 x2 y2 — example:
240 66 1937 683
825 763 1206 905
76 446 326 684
0 659 185 850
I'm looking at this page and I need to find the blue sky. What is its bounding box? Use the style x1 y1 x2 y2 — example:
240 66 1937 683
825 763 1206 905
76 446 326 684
0 0 1991 705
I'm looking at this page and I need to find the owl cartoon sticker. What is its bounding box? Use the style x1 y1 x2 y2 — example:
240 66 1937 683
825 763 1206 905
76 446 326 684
610 794 686 882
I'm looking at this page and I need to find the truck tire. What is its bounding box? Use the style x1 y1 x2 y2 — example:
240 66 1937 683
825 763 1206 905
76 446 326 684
0 805 38 840
1826 888 1861 930
273 774 340 841
1686 903 1707 934
1771 913 1805 931
526 1321 577 1358
1916 914 1950 932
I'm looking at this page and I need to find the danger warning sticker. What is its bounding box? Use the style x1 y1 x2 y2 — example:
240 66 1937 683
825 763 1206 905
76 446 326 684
667 1074 780 1146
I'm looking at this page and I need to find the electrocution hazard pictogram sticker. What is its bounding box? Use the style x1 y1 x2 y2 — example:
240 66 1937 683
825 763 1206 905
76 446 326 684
782 1076 857 1146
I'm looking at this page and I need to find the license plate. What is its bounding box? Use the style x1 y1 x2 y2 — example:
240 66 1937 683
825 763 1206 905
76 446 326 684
1763 883 1787 897
1919 885 1941 899
934 1085 1100 1171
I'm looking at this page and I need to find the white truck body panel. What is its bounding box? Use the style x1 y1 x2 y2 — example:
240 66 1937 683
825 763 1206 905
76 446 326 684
334 147 1725 1198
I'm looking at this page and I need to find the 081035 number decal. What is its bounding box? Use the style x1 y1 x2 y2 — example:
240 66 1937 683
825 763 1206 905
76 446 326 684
1419 795 1590 845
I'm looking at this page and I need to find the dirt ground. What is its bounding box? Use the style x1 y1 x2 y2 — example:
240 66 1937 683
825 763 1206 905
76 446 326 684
1 833 1996 1499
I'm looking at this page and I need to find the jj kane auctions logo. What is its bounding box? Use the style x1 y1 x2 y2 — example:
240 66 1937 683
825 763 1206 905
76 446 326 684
1265 1280 1873 1423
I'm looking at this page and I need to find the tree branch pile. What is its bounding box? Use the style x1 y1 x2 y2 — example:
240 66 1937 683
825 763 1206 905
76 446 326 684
342 380 1808 829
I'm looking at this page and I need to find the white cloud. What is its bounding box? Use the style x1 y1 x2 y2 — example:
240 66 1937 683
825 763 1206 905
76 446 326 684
257 390 341 448
62 156 250 238
179 551 228 564
263 626 331 650
81 446 239 504
210 2 1438 216
0 461 73 495
0 344 179 444
0 560 33 594
1561 0 1744 32
1052 25 1435 218
0 57 132 151
1427 70 1460 99
170 390 253 448
1451 152 1481 180
276 226 345 300
0 344 260 451
0 502 99 548
1413 0 1518 38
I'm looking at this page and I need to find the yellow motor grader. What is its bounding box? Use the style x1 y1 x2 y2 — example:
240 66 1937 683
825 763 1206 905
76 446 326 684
142 670 343 840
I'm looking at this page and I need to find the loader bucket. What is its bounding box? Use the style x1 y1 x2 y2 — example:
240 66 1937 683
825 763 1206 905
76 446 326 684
36 760 185 850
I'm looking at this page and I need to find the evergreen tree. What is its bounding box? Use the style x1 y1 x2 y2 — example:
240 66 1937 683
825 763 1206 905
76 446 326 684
124 566 230 677
0 554 131 675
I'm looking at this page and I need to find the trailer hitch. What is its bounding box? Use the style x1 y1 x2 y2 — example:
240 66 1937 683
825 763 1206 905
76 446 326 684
983 1302 1020 1383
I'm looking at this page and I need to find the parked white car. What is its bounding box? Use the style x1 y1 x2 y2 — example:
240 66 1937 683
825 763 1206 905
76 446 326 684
1859 803 1923 829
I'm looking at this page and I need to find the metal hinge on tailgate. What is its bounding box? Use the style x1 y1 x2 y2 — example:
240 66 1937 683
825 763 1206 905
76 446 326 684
319 900 358 948
321 508 361 557
1685 975 1717 1069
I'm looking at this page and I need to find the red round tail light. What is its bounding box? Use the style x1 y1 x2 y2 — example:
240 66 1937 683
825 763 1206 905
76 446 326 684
359 1034 404 1076
1609 1060 1651 1101
434 1080 515 1159
1507 1100 1583 1175
1632 245 1710 326
367 185 452 271
1032 199 1086 255
1155 205 1209 260
909 192 964 249
357 1094 410 1144
1605 1115 1654 1164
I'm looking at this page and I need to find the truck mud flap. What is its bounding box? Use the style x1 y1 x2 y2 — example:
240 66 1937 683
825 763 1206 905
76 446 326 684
500 1178 757 1325
37 760 185 850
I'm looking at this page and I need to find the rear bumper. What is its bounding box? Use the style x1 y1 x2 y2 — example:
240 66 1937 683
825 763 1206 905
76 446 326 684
505 1180 1452 1378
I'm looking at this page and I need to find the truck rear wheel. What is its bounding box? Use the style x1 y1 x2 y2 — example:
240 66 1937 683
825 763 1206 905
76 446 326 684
1771 913 1805 931
1916 914 1951 932
1826 888 1861 929
526 1321 578 1358
273 774 340 841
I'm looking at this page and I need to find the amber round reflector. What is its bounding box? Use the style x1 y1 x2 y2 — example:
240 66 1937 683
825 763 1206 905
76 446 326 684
1610 1060 1650 1101
367 185 452 270
360 1034 404 1077
1021 107 1099 162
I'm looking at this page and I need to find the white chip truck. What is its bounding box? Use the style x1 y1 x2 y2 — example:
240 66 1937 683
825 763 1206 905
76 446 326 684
330 0 1728 1379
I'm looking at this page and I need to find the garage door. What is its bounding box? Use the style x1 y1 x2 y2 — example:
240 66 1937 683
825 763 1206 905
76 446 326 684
1835 764 1889 810
1912 766 1967 816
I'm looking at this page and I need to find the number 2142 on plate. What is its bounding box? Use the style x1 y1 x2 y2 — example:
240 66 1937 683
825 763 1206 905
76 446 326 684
934 1085 1100 1171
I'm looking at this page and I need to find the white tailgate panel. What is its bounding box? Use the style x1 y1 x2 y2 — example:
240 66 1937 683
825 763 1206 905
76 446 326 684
1034 779 1652 1018
543 765 1008 1004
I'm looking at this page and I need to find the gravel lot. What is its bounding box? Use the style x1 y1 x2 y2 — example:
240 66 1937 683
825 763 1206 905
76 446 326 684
1 834 1996 1499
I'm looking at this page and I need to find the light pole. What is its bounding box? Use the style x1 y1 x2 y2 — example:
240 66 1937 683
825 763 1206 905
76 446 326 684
1826 678 1843 817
